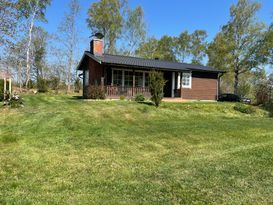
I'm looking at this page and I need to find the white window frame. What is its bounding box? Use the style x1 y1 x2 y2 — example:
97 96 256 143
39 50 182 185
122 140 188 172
182 72 192 89
84 69 89 86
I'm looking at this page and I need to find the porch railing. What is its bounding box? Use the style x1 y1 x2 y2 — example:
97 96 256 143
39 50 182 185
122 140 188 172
105 86 151 98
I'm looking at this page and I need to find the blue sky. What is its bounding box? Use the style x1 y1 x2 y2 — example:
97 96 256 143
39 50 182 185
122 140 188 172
42 0 273 71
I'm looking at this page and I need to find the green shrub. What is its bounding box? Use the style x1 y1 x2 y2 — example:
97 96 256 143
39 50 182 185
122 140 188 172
149 70 166 107
48 76 60 91
255 83 270 105
234 103 256 114
264 102 273 117
74 78 82 93
37 77 48 93
8 95 24 108
135 94 145 102
119 95 125 100
87 85 105 99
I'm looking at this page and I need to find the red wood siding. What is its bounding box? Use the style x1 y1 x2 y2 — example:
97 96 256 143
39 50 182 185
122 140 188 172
181 72 218 100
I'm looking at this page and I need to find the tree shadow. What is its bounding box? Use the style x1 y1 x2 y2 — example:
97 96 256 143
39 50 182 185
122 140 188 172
71 96 84 100
137 101 155 106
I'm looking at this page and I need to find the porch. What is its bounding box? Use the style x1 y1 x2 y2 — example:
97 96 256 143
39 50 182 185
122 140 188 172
101 68 188 98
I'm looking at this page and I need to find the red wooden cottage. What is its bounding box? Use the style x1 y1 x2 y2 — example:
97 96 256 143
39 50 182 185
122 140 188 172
77 34 224 100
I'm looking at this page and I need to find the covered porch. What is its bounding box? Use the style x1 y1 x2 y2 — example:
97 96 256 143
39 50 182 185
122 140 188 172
101 67 188 99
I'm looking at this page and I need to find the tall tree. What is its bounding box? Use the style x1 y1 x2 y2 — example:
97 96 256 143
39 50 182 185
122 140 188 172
136 36 176 61
58 0 80 92
121 6 146 56
135 37 158 59
32 26 47 82
208 0 265 94
0 0 17 47
87 0 127 54
16 0 51 89
174 31 191 63
190 30 207 65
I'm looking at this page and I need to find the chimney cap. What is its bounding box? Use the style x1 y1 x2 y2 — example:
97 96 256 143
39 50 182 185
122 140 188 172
92 32 104 39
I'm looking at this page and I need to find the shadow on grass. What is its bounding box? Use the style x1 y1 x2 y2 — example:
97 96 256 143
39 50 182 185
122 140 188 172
71 96 84 100
137 101 155 106
263 102 273 117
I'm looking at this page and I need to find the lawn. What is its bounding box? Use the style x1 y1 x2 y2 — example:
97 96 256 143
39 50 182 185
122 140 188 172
1 95 273 204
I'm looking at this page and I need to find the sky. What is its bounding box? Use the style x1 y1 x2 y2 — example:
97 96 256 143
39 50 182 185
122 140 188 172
41 0 273 71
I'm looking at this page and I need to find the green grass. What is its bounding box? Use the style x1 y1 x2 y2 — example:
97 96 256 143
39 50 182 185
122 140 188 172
1 94 273 204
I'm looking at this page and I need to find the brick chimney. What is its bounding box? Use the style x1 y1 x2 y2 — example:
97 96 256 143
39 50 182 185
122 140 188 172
90 32 104 56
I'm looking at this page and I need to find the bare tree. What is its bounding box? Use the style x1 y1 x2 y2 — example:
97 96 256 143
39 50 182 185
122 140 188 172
58 0 80 92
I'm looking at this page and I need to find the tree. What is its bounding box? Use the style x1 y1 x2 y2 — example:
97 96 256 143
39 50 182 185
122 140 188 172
0 0 17 47
190 30 207 65
149 70 166 107
16 0 51 89
87 0 127 54
174 31 191 63
208 0 265 95
58 0 80 92
121 6 146 56
136 36 176 61
135 37 158 59
32 26 47 83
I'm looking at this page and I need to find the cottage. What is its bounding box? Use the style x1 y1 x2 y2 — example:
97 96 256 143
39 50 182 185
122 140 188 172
77 33 224 100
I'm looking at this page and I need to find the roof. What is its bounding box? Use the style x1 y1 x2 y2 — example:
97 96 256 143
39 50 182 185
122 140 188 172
77 51 223 73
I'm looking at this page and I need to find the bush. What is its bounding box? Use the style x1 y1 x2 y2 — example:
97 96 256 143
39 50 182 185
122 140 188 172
48 76 60 91
264 102 273 117
234 103 256 114
8 94 23 108
149 71 166 107
119 95 125 100
135 94 145 102
255 83 270 105
87 85 105 99
37 77 48 93
74 78 82 93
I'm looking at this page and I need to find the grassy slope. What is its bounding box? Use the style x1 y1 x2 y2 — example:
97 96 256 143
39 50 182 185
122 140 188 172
0 95 273 205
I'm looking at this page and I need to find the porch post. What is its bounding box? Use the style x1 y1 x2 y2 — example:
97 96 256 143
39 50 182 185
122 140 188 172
9 78 12 94
3 78 6 93
172 72 175 98
133 71 135 96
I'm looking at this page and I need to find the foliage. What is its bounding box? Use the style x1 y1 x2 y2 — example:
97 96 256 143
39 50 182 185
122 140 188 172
234 103 256 114
149 70 166 107
264 102 273 117
74 77 81 93
121 6 146 56
237 81 252 97
190 30 207 65
207 0 265 94
0 0 17 46
173 31 191 62
32 26 47 82
87 85 106 99
134 93 145 102
47 76 60 91
87 0 127 54
255 82 270 105
119 95 125 100
37 77 48 93
7 94 23 108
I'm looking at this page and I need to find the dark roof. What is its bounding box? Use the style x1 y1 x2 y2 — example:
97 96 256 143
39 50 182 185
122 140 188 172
77 51 223 73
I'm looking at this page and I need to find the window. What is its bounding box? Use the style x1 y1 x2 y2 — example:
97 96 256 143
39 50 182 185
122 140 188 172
182 72 192 88
113 70 122 86
135 72 144 87
84 70 89 86
124 71 133 87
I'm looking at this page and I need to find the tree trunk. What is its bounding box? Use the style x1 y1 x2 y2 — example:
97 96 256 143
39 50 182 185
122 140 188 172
67 48 73 92
25 11 36 89
234 68 239 95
